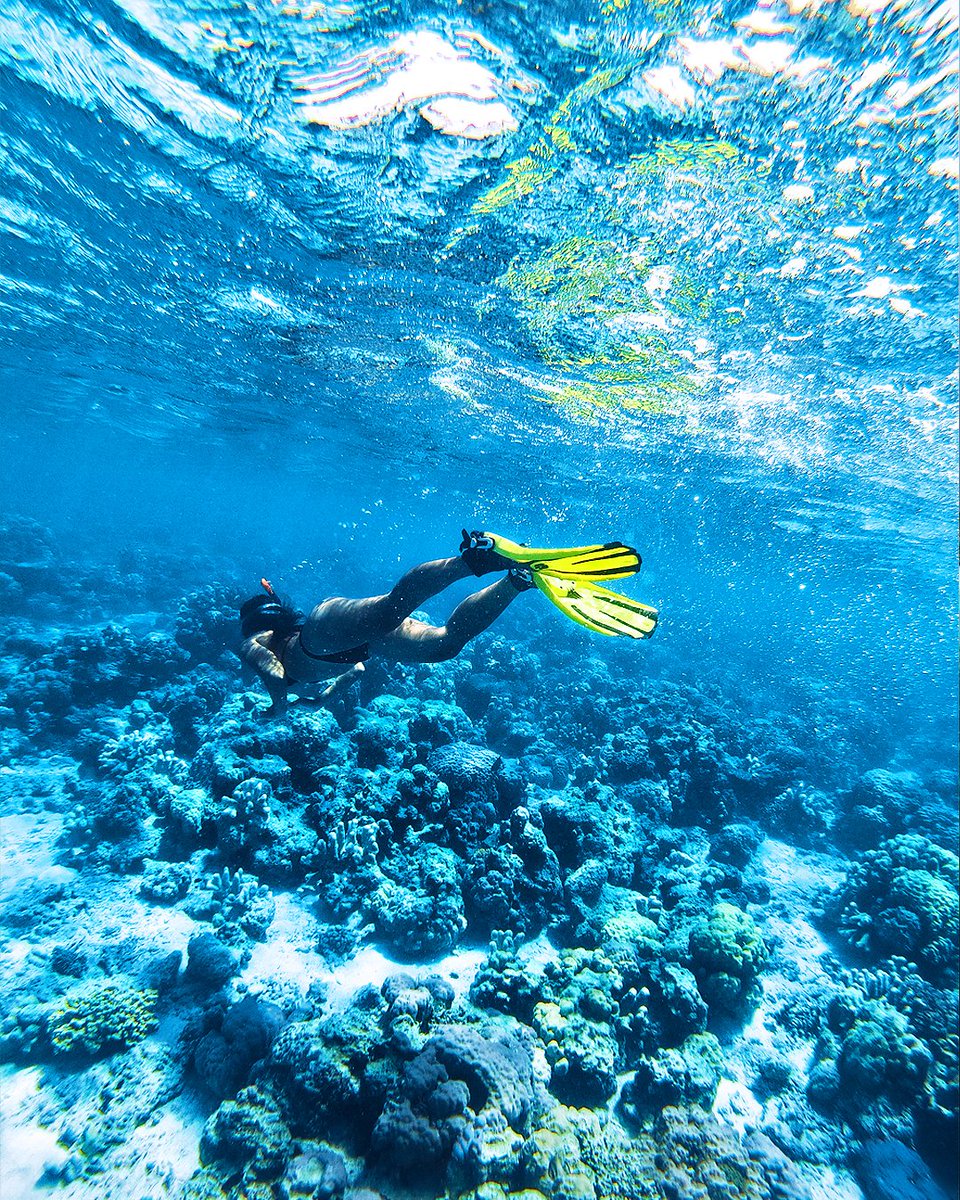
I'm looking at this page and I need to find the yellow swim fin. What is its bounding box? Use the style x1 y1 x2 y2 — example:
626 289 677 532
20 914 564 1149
484 531 642 581
533 574 658 639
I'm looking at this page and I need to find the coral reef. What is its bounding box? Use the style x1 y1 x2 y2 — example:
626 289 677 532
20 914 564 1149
369 1025 537 1188
533 948 639 1106
0 527 955 1200
621 1032 725 1121
833 835 959 985
200 1085 293 1182
264 986 397 1146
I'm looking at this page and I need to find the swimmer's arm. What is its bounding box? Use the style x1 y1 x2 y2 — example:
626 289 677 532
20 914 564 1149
239 636 289 714
297 663 365 706
321 661 365 699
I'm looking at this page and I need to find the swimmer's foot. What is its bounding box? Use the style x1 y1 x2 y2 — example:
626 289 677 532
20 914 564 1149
508 566 536 592
459 529 513 575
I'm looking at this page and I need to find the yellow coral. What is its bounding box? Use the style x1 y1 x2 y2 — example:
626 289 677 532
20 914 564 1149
48 981 158 1055
473 156 558 216
548 380 670 418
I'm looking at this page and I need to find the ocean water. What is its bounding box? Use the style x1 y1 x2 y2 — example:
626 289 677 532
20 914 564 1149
0 0 957 1196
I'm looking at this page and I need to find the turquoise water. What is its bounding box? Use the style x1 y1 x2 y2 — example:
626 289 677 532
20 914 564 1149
0 0 957 1196
1 0 957 718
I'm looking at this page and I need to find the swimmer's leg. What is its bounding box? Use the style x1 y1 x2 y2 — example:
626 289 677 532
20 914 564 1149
300 556 474 655
375 575 524 664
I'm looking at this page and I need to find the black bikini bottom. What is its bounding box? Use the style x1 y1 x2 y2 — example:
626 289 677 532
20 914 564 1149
299 639 371 665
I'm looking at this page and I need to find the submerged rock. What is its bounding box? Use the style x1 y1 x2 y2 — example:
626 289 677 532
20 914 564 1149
185 932 239 990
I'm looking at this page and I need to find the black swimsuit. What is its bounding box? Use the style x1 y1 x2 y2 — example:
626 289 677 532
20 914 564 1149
278 627 370 685
299 639 371 665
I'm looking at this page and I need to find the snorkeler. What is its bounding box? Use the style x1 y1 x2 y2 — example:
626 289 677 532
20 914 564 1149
238 531 658 715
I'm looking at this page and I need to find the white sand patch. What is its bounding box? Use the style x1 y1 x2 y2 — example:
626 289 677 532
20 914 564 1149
739 841 843 1054
0 938 41 970
712 1077 763 1132
782 182 814 202
736 8 796 33
642 65 697 110
241 889 328 998
785 1039 816 1075
428 947 486 1004
712 837 849 1138
420 97 518 139
677 36 744 83
293 29 517 138
755 836 844 899
0 1093 207 1200
926 159 955 180
321 944 488 1011
327 944 424 1009
117 890 197 959
737 38 796 76
741 999 777 1051
754 839 841 983
91 1099 205 1197
0 813 68 900
807 1166 865 1200
0 1067 67 1199
241 891 504 1011
854 275 894 299
767 917 833 985
888 296 926 319
780 256 807 278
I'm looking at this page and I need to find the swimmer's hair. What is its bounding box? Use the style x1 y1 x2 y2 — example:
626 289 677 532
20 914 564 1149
239 593 304 640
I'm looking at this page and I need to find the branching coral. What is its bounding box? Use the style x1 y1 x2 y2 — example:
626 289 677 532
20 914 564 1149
471 930 544 1023
834 960 959 1129
216 778 273 856
204 867 277 941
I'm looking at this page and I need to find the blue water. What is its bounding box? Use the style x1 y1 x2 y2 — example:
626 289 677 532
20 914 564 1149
0 0 957 1195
